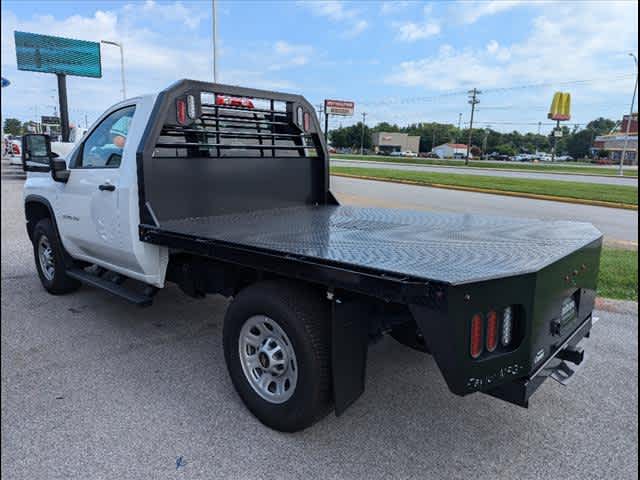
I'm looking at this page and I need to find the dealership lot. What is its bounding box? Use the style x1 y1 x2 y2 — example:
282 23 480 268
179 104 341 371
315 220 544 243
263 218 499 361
1 177 638 480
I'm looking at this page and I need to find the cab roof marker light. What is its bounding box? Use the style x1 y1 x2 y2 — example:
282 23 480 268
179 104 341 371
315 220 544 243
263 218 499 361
501 306 513 347
176 98 186 124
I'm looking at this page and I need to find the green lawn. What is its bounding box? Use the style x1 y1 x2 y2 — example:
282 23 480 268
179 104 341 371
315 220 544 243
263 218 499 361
331 166 639 206
599 248 638 301
333 154 639 178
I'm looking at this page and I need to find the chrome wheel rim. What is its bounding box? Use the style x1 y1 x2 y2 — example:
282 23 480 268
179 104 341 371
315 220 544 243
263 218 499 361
37 235 55 281
238 315 298 404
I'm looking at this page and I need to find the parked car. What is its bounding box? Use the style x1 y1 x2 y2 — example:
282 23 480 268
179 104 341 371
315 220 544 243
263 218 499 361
402 151 418 157
419 152 439 158
4 136 22 165
19 79 602 432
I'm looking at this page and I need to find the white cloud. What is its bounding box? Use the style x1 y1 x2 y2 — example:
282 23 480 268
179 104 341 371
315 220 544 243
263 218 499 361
456 0 527 25
380 1 413 15
395 20 440 42
298 0 369 37
271 41 314 69
123 0 207 29
387 2 638 91
393 4 440 42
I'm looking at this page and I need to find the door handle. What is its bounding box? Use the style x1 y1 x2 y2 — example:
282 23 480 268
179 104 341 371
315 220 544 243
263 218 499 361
98 183 116 191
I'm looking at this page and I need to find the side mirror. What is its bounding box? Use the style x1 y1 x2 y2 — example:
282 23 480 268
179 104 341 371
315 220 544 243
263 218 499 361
51 158 70 183
21 134 52 172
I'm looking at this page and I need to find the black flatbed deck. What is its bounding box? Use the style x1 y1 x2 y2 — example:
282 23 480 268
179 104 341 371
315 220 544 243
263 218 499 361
155 205 602 285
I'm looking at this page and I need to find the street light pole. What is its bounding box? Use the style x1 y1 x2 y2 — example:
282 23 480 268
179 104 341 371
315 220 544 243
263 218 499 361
618 53 638 176
360 112 367 155
212 0 218 83
101 40 126 100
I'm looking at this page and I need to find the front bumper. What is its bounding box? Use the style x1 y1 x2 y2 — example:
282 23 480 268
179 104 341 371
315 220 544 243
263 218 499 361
485 314 594 408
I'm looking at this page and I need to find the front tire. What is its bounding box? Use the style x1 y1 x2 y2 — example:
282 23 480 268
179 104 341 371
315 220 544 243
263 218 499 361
223 280 332 432
32 218 80 294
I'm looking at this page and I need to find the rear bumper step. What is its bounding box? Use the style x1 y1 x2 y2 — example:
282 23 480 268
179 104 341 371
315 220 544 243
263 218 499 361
486 315 593 407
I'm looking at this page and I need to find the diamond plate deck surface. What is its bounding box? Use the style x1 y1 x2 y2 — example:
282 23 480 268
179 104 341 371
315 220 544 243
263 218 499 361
160 205 602 285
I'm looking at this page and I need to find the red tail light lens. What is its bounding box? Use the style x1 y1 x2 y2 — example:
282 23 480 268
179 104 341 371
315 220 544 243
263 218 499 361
176 99 187 124
470 313 483 359
12 143 20 155
486 310 498 352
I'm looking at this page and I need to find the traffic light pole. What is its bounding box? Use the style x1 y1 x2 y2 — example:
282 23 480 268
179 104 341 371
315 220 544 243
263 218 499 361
56 73 70 142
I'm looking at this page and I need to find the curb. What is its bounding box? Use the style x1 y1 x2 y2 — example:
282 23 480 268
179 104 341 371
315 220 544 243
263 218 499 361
331 173 639 211
332 158 639 180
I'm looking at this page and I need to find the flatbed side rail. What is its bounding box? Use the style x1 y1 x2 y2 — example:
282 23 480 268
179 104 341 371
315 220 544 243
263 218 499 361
139 223 448 307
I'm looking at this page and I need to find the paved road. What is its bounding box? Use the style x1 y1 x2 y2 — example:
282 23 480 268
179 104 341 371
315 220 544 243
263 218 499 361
332 159 639 186
332 176 638 244
2 175 638 480
1 158 26 182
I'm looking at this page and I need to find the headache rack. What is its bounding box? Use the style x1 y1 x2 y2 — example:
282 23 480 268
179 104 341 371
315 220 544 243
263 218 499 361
136 80 330 225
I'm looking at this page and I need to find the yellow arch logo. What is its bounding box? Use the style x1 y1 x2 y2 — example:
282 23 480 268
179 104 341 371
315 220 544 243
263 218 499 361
548 92 571 121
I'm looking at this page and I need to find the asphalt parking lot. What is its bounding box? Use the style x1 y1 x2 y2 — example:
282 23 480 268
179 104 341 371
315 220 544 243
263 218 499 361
1 177 638 480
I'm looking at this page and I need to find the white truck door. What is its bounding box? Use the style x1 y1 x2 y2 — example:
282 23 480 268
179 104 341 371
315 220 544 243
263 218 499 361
57 105 136 267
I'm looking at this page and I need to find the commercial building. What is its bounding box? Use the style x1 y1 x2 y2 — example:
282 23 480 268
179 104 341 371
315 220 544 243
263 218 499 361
432 143 469 159
371 132 420 154
592 113 638 165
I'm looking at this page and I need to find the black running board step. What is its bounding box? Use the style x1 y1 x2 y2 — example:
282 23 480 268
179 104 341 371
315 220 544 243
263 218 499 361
67 269 154 306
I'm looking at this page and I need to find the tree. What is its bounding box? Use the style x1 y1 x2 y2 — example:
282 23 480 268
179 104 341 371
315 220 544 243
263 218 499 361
586 117 616 135
566 129 595 159
3 118 22 136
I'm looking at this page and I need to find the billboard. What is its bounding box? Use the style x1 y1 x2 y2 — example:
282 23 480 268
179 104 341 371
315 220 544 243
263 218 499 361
14 31 102 78
324 99 355 116
41 115 60 125
548 92 571 121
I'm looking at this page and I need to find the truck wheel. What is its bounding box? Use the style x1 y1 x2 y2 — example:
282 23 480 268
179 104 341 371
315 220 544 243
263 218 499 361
32 218 80 294
223 280 332 432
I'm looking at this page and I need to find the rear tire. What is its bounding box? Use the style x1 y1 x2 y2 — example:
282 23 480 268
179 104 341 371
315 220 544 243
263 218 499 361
32 218 80 294
223 280 332 432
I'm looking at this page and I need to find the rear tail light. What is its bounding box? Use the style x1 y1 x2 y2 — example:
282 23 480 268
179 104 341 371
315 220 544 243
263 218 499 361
501 306 513 347
470 306 517 358
12 143 20 155
470 313 483 359
486 310 498 352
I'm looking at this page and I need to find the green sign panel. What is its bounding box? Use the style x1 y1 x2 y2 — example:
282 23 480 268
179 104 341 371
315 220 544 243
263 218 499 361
14 31 102 78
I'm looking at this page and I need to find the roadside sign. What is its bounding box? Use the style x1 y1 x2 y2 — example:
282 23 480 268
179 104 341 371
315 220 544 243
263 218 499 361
553 128 563 138
548 92 571 121
14 31 102 78
41 115 60 125
324 99 355 116
1 77 10 88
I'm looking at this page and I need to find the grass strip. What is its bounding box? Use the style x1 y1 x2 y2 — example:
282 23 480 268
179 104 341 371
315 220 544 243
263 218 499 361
599 248 638 301
333 154 638 178
331 166 638 206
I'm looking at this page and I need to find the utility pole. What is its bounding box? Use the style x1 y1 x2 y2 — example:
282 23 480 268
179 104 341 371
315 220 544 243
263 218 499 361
456 112 462 143
211 0 218 82
432 128 436 152
360 112 367 155
466 88 480 165
619 53 638 176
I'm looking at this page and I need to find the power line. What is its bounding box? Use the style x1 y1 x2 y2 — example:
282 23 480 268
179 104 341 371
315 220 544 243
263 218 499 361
354 74 635 107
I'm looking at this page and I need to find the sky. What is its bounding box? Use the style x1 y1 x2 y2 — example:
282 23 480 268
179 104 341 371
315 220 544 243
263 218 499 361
1 0 638 134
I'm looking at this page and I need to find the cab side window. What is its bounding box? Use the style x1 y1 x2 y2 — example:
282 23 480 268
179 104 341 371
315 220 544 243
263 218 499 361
77 106 135 169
